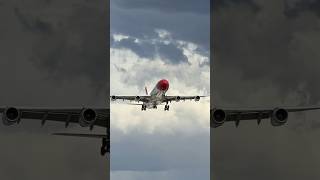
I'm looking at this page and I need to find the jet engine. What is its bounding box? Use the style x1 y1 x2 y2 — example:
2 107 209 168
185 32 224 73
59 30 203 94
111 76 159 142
79 108 97 127
135 96 141 101
175 96 181 102
195 96 200 101
211 109 226 128
271 108 288 126
111 95 116 101
3 107 21 126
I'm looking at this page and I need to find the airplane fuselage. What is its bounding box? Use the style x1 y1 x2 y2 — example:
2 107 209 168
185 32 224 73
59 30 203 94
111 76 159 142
145 79 169 108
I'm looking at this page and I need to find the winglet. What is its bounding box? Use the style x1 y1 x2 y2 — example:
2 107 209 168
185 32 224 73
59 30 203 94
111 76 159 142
145 86 148 95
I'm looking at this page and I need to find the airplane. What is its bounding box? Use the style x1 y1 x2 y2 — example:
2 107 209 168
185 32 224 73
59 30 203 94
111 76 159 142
111 79 205 111
211 106 320 128
0 107 110 156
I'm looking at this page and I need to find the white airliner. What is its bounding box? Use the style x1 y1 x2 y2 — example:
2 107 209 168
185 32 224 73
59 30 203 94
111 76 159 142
111 79 205 111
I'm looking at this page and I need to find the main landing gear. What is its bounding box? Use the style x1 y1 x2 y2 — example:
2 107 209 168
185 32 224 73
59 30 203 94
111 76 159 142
100 138 109 156
141 104 147 111
164 104 170 111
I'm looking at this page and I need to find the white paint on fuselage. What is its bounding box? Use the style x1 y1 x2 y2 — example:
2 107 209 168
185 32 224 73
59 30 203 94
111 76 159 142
144 84 168 109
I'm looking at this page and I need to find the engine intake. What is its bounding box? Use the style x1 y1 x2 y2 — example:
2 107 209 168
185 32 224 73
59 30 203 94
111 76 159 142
271 108 288 126
135 96 141 101
195 96 200 101
3 107 20 126
211 109 226 128
79 108 97 127
111 95 116 101
175 96 181 102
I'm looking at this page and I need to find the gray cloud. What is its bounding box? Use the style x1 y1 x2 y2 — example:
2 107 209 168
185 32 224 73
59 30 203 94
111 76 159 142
114 0 209 14
111 0 210 53
212 0 320 179
0 0 109 179
12 1 109 92
113 36 188 64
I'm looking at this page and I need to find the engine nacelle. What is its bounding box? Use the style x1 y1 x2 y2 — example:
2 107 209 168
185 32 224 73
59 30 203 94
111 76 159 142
3 107 21 126
271 108 288 126
111 95 116 101
195 96 200 101
135 96 141 101
175 96 181 102
79 108 97 127
211 109 226 128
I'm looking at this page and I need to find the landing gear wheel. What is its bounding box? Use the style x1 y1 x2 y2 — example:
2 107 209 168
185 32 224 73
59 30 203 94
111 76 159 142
101 147 107 156
141 105 147 111
100 138 108 156
164 105 170 111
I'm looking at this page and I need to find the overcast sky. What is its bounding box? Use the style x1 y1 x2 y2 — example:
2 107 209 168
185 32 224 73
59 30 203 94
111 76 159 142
110 0 210 179
0 0 109 179
213 0 320 179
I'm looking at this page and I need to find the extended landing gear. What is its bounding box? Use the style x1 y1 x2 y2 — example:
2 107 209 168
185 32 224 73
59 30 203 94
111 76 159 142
100 138 109 156
164 104 170 111
141 104 147 111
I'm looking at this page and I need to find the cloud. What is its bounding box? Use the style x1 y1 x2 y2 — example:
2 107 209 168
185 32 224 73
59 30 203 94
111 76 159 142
113 0 210 14
111 0 210 51
112 31 189 64
212 0 320 179
12 1 109 91
0 1 109 179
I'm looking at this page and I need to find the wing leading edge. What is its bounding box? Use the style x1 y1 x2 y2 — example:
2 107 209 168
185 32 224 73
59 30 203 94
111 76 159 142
0 107 109 128
110 95 206 103
211 106 320 128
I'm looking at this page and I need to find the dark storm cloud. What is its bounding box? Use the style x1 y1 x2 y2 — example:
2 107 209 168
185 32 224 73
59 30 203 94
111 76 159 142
13 1 108 91
213 0 320 105
14 7 54 34
113 37 155 59
111 0 210 56
113 37 188 64
114 0 209 14
213 0 259 11
0 0 109 179
285 0 320 17
212 0 320 179
157 43 188 64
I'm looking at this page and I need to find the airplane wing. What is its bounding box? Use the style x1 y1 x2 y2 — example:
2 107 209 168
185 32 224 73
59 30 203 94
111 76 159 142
111 95 150 102
211 106 320 128
53 133 108 138
0 107 109 129
164 95 206 102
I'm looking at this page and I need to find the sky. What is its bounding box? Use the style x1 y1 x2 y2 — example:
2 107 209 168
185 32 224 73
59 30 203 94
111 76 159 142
212 0 320 179
3 0 320 179
110 0 210 180
0 0 109 179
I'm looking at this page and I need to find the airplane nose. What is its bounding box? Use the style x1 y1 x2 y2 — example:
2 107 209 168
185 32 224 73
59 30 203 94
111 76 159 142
158 79 169 91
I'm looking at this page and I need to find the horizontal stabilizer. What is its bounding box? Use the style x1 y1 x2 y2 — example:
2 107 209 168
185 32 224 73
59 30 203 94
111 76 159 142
52 133 108 139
